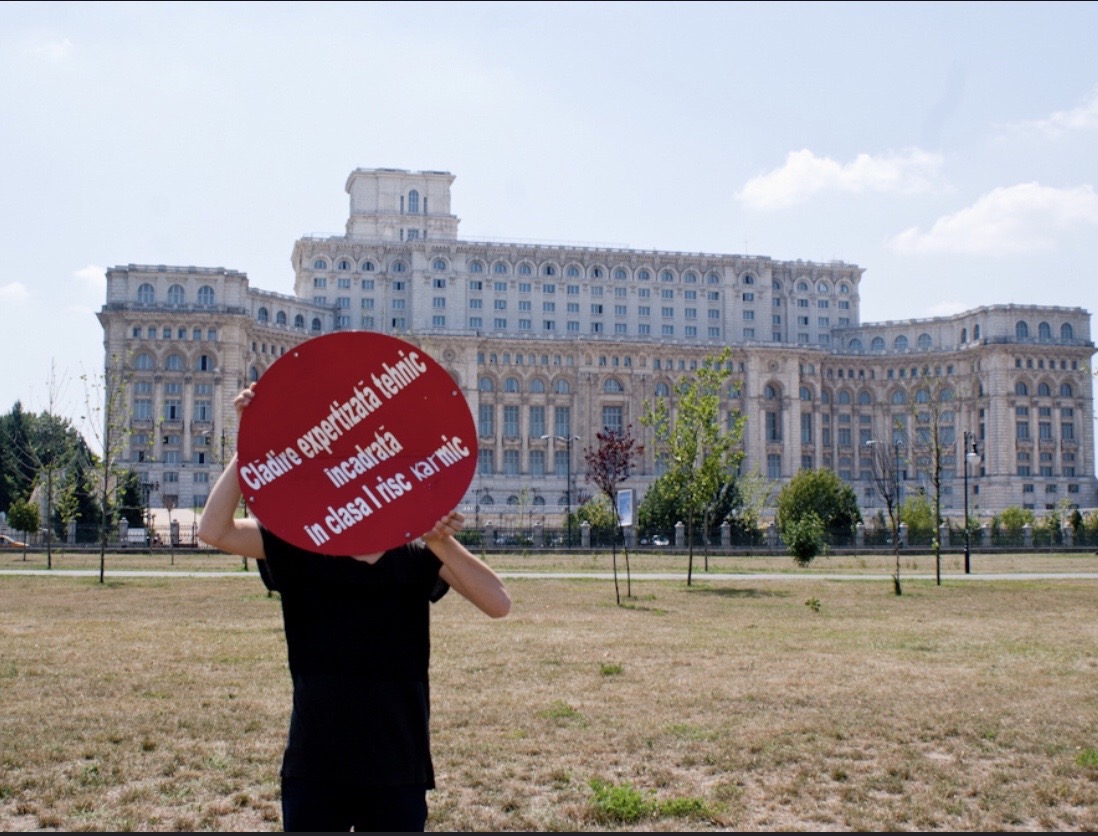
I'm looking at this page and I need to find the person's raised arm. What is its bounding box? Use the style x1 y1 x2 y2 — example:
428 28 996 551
423 512 510 618
197 386 265 559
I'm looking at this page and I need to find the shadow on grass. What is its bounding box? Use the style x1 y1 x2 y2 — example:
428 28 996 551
688 586 791 599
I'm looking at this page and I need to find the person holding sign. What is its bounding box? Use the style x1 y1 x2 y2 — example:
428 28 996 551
199 384 510 832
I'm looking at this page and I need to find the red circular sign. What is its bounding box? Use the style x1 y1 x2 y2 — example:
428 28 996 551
237 332 477 555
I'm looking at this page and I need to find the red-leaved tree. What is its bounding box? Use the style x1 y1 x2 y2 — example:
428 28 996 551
584 425 642 605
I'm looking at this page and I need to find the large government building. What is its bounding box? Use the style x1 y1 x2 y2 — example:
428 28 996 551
99 168 1097 522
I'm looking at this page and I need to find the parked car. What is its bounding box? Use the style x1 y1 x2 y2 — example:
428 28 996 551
0 534 29 548
651 535 670 546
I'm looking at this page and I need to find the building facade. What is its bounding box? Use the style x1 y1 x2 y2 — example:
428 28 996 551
99 168 1098 521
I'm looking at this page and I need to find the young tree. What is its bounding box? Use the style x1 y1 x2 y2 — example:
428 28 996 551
641 347 744 586
908 382 957 586
7 498 39 561
866 435 905 595
81 358 133 584
775 469 861 565
584 425 642 604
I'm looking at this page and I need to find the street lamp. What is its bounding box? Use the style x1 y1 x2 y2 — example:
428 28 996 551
541 433 580 546
962 432 980 574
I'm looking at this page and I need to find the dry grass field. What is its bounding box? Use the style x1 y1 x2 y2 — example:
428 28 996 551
1 555 1096 831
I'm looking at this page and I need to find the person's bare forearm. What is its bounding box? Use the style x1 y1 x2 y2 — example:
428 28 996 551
198 453 265 558
424 513 510 618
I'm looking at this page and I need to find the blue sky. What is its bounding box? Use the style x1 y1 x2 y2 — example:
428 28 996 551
2 1 1096 442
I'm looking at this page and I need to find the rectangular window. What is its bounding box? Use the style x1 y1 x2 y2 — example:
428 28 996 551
433 297 446 309
602 405 623 433
765 411 781 442
567 321 580 332
529 406 546 438
519 282 532 293
1016 422 1030 440
567 285 579 295
591 304 603 315
542 283 555 294
838 428 852 447
554 406 571 436
494 318 507 329
478 404 494 437
554 450 569 477
478 449 493 475
529 450 546 476
801 413 813 444
639 324 651 335
163 400 182 421
432 315 446 327
767 453 781 479
503 405 520 438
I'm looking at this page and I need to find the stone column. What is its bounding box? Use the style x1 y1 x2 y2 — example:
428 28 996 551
533 523 544 547
720 521 731 549
899 522 909 548
1022 523 1033 549
580 521 591 549
625 527 637 549
674 521 685 548
981 523 991 548
855 522 865 549
67 520 77 545
766 522 778 551
1063 525 1074 547
939 523 950 549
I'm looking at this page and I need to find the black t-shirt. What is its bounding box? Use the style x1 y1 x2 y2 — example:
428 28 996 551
258 527 448 787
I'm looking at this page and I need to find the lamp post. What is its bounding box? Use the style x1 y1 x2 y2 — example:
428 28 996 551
962 431 980 575
542 433 580 547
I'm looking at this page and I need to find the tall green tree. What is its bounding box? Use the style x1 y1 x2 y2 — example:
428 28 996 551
775 469 861 565
641 347 744 585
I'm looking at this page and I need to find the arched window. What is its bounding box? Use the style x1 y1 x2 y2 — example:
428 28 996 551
839 283 850 294
529 378 546 393
197 286 215 306
533 495 546 506
604 378 624 393
917 333 932 350
894 335 909 350
708 273 722 285
311 318 321 332
481 495 495 506
683 272 697 284
553 379 571 394
1016 321 1029 339
590 267 604 279
891 390 907 405
362 260 376 272
799 387 813 401
566 265 580 277
544 264 557 276
276 311 287 326
655 382 670 397
817 281 829 294
337 259 352 271
391 260 407 273
504 377 520 393
433 259 447 272
167 284 185 305
1061 383 1073 397
765 384 778 400
821 390 832 404
493 262 508 275
915 388 930 403
797 280 808 292
165 354 185 371
638 269 651 281
313 259 328 270
478 376 495 392
518 263 533 275
137 283 155 304
613 268 627 280
1038 322 1052 341
871 336 885 352
973 324 980 340
849 338 863 352
1015 381 1028 396
294 314 305 329
468 261 484 274
257 307 268 323
134 352 155 371
407 190 419 213
1037 382 1051 397
249 366 261 382
961 327 967 343
940 388 954 401
195 354 214 372
858 390 872 405
661 270 675 282
743 274 756 285
1061 323 1074 340
838 390 852 404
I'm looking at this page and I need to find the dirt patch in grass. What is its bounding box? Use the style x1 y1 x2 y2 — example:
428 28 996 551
1 573 1096 830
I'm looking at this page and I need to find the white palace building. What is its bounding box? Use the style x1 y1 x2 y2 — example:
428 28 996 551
99 168 1097 521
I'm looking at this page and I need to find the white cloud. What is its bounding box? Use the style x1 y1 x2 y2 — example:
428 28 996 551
737 148 943 209
1009 85 1098 139
0 282 31 303
23 37 74 62
890 183 1098 257
73 264 107 292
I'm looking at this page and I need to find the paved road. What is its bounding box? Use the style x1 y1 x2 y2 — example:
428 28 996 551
2 569 1097 582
